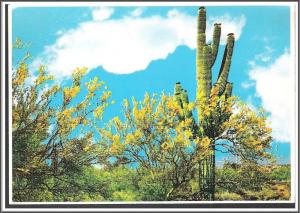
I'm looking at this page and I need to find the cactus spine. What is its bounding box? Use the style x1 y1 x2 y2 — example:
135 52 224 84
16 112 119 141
173 6 235 200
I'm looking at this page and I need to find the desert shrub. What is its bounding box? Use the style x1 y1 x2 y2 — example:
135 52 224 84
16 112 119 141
112 190 140 201
215 191 242 200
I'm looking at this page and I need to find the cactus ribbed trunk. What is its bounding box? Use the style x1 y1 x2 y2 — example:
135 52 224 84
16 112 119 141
195 6 235 201
196 7 215 201
172 6 235 200
196 7 210 107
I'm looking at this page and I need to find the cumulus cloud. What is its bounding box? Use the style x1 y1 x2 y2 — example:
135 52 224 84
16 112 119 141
91 7 114 21
206 13 246 44
242 46 274 89
249 51 296 143
32 7 246 78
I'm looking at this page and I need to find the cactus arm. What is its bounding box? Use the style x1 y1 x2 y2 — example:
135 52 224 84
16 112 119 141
174 82 183 109
216 45 227 82
196 7 208 104
216 33 235 96
198 7 206 35
181 89 194 119
197 7 206 52
181 89 189 105
224 82 233 98
174 82 182 96
210 23 221 67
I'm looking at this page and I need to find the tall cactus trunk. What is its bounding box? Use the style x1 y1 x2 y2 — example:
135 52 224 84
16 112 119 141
172 6 235 200
196 7 215 201
198 151 215 200
196 6 234 201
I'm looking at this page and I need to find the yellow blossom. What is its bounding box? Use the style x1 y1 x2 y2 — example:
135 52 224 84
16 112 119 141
144 92 150 105
83 145 91 152
167 99 175 110
125 134 135 145
94 105 105 118
184 129 193 138
64 86 80 100
14 62 29 85
86 77 104 93
204 108 211 117
187 102 195 111
201 137 211 149
111 134 124 154
255 145 263 151
176 133 185 143
72 67 87 82
101 91 112 102
70 117 80 129
134 130 143 139
113 116 121 126
61 108 76 119
35 73 54 86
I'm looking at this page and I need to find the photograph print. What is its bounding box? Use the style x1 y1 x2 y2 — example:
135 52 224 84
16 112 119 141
1 1 298 210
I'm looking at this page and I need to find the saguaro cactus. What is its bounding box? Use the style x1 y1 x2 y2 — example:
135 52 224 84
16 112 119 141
172 6 235 200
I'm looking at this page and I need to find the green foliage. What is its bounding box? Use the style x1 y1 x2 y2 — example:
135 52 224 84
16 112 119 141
138 171 172 201
112 191 139 201
268 165 291 181
215 163 291 201
215 191 242 201
102 166 140 200
216 162 270 192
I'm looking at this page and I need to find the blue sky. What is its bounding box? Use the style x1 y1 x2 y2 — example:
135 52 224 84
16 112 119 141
12 5 294 164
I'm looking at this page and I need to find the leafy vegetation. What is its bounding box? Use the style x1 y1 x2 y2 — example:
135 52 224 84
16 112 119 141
11 54 290 201
12 49 112 201
215 163 290 200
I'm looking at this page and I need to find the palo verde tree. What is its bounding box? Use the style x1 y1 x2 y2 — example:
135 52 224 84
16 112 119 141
12 41 112 201
100 92 272 200
99 93 215 200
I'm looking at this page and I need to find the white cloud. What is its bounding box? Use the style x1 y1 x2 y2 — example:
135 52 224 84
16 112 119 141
207 13 246 45
130 7 144 17
32 8 246 78
249 51 295 143
241 81 255 89
248 45 274 66
92 7 114 21
254 46 274 63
